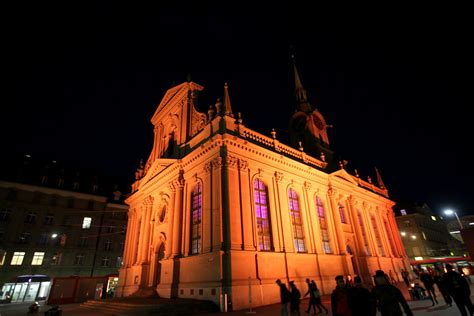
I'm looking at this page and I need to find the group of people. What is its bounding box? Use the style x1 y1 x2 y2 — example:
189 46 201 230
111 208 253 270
415 264 473 316
276 278 327 316
276 264 473 316
277 270 412 316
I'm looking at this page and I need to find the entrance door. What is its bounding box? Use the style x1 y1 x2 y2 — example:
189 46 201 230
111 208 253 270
155 243 165 285
24 283 39 302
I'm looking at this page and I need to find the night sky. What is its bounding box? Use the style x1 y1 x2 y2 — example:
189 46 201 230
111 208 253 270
4 4 473 216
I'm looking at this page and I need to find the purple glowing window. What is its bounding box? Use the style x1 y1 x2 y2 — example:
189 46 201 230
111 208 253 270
254 179 272 251
338 204 347 224
316 196 331 254
190 183 202 255
288 189 306 252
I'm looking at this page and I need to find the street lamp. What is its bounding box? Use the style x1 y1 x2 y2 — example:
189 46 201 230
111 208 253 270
444 209 464 229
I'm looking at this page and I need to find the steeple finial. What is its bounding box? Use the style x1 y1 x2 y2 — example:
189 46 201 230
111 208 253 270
291 54 313 113
375 167 386 189
223 82 233 117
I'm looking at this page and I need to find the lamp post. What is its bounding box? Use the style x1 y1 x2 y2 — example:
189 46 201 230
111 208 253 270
444 209 464 229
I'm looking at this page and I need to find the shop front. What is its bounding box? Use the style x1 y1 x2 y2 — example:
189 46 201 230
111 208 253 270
0 275 51 303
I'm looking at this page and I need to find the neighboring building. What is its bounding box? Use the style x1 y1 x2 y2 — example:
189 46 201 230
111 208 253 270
116 64 410 310
0 157 128 303
446 215 474 243
395 202 465 263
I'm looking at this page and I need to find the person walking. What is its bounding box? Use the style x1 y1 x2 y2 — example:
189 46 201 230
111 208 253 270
443 264 474 316
303 278 317 314
276 279 290 316
348 276 375 316
420 271 438 306
433 270 452 307
331 275 352 316
401 269 410 287
289 281 301 316
311 280 328 314
372 270 413 316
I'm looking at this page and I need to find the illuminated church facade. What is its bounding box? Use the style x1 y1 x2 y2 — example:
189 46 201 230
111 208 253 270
116 64 410 309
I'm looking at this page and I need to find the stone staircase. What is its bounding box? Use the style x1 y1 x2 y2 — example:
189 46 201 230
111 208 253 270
80 297 220 315
80 300 153 315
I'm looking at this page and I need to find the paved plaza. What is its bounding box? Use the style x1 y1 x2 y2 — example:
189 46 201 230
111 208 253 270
1 283 473 316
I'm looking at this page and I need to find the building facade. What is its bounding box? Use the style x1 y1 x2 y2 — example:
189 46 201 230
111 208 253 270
116 67 410 309
0 160 128 303
395 202 464 261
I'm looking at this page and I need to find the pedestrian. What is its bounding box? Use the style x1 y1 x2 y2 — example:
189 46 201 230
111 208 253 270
443 264 474 316
433 269 452 307
372 270 413 316
348 276 375 316
303 278 317 314
276 279 290 316
401 269 410 287
289 281 301 316
311 280 328 314
331 275 352 316
420 271 438 306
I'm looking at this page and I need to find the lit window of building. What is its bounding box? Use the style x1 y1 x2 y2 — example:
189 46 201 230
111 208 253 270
316 196 331 254
82 217 92 229
31 252 45 265
288 188 306 252
11 252 25 265
338 204 347 224
190 183 202 255
101 256 110 267
254 179 272 251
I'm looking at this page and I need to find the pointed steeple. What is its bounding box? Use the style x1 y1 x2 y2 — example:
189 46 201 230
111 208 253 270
375 167 386 189
223 82 233 116
292 55 313 113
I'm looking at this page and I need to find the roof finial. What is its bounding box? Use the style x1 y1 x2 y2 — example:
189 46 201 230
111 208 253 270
223 82 234 117
292 54 307 104
375 167 386 189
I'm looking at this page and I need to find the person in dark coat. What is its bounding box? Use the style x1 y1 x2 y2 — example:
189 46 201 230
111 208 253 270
433 270 452 307
311 280 328 314
289 281 301 316
372 270 413 316
401 269 410 287
443 264 474 316
348 276 375 316
331 275 352 316
420 271 438 306
276 279 290 316
303 278 317 314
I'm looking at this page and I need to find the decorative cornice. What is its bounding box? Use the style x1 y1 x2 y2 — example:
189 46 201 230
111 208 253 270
238 159 248 171
274 171 284 183
143 195 154 206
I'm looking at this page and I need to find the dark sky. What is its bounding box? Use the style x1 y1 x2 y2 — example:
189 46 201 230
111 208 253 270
4 4 473 216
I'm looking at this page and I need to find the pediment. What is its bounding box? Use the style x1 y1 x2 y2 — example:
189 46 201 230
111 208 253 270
139 158 177 189
330 169 359 186
151 81 204 123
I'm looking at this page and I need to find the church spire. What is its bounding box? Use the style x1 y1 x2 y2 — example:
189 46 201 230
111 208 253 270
375 167 386 189
292 55 312 113
223 82 233 116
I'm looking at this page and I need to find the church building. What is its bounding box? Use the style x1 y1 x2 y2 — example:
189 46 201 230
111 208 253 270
116 62 410 310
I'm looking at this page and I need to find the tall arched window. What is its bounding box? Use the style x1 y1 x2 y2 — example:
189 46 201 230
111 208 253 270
254 179 272 251
288 188 306 252
190 183 202 255
357 211 371 256
316 196 332 253
383 219 398 257
371 216 385 256
338 203 347 223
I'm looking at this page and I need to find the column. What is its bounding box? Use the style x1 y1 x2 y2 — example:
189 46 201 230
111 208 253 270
171 176 185 257
165 184 177 258
327 188 345 254
136 208 146 264
141 202 153 264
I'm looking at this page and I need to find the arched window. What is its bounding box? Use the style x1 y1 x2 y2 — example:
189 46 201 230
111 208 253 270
371 216 385 256
338 203 347 224
190 183 202 255
288 188 306 252
254 179 272 251
383 219 398 257
357 211 371 256
316 196 332 253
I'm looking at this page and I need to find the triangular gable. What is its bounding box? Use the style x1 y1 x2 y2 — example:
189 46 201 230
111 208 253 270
139 158 177 189
151 82 204 122
329 169 359 186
